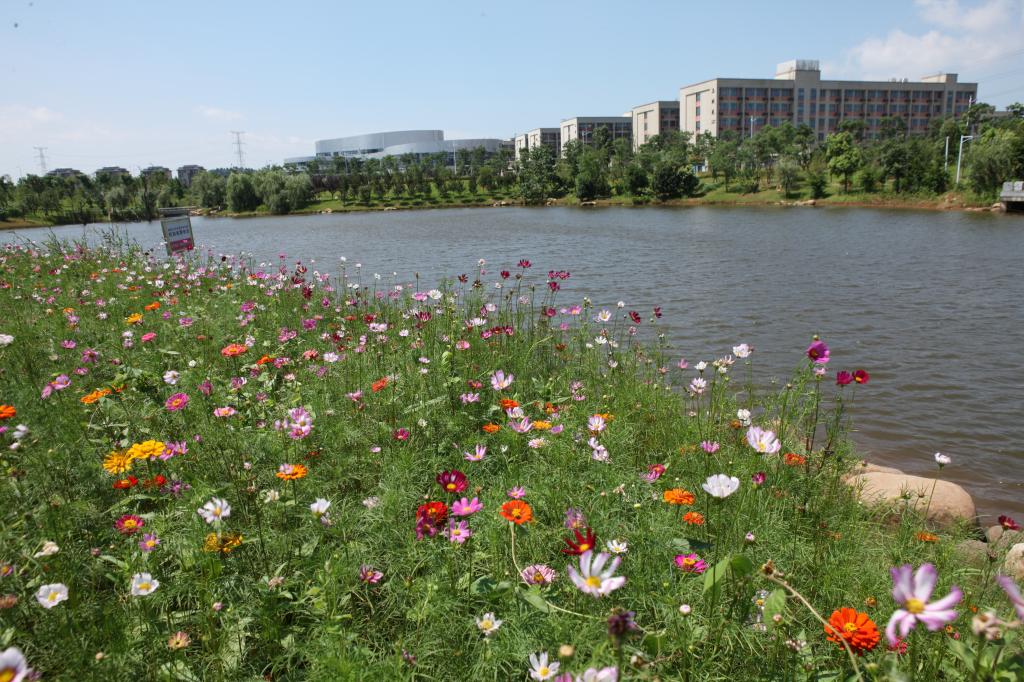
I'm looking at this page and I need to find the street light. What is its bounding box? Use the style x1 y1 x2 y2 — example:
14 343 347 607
955 134 974 186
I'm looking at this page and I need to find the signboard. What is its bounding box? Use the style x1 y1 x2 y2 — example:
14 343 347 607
160 215 194 255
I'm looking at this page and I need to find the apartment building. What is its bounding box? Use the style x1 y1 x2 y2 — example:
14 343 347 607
680 60 978 141
176 164 206 188
630 101 680 149
514 128 561 160
141 166 173 181
559 117 632 150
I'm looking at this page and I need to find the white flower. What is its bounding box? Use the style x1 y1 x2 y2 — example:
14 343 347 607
702 473 740 498
694 361 708 372
596 309 612 322
264 489 280 503
679 604 692 615
0 334 14 346
0 646 28 682
606 539 628 554
528 651 560 681
733 343 752 358
567 550 626 597
934 452 951 466
310 498 331 517
130 572 159 596
34 540 60 558
12 424 29 440
736 409 752 426
746 426 780 454
162 370 179 385
475 612 503 636
362 496 380 509
197 497 231 524
35 583 69 608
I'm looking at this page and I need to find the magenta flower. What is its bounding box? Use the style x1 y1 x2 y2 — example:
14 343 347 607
675 553 708 574
436 470 468 493
451 497 483 516
392 428 410 441
165 392 189 411
806 339 830 364
509 418 532 434
138 533 161 552
751 472 766 486
700 440 720 454
213 406 236 418
463 444 487 461
885 563 962 645
114 514 145 535
520 564 556 586
359 565 384 585
853 369 870 384
642 463 666 483
443 519 472 544
507 486 526 499
564 508 587 529
141 332 156 343
836 371 853 386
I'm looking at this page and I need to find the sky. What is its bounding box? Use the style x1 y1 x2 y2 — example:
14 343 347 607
2 0 1023 178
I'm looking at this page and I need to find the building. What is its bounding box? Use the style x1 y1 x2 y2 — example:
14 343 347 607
514 128 561 160
176 165 205 188
95 166 130 179
559 117 632 150
680 60 978 141
141 166 172 181
630 101 680 149
45 168 82 178
284 130 506 170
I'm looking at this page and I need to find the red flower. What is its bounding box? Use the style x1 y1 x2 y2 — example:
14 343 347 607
836 371 853 386
143 474 167 489
653 306 662 319
372 377 389 392
999 515 1020 531
853 369 870 384
112 476 138 490
629 311 641 324
500 270 510 279
415 501 448 539
562 527 597 555
436 470 467 494
518 259 532 269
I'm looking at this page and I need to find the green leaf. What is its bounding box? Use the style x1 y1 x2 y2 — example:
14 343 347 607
703 553 754 602
641 630 668 657
762 588 787 631
519 587 551 613
157 660 199 682
669 538 691 554
946 636 976 668
470 576 497 595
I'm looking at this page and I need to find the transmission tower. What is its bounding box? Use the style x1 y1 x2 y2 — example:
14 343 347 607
230 131 246 169
33 146 47 174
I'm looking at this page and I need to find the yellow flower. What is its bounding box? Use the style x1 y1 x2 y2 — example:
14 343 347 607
102 450 133 474
204 532 243 554
531 420 553 431
125 313 143 325
126 440 166 461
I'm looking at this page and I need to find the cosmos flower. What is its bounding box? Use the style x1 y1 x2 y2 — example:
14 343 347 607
733 344 752 358
138 533 161 552
507 486 526 499
746 426 781 455
642 463 666 482
164 392 189 411
213 406 236 418
451 497 483 516
568 550 626 597
562 527 597 555
0 647 28 682
463 444 487 461
443 519 472 544
703 474 740 498
436 470 468 494
999 515 1020 531
606 539 628 554
806 339 830 364
528 652 559 681
490 370 514 391
35 583 69 609
520 564 556 586
415 501 448 540
359 565 384 584
130 572 159 597
309 498 331 518
836 371 853 386
934 452 951 467
700 440 720 454
197 497 231 524
853 369 870 384
476 612 503 637
885 563 962 645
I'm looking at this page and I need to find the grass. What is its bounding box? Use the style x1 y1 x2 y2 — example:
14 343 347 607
0 233 1020 680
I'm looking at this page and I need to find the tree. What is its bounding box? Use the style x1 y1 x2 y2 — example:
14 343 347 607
226 173 259 212
574 152 609 201
880 139 911 192
190 172 226 208
623 164 648 196
651 163 682 200
966 128 1019 196
826 132 862 192
806 162 829 199
777 158 801 197
517 145 557 204
709 139 739 189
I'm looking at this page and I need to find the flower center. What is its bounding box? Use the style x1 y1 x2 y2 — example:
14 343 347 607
138 582 151 591
844 622 859 633
905 598 925 614
47 592 59 602
446 483 456 490
585 576 602 588
1 669 17 682
533 572 544 583
683 558 695 567
578 543 590 552
480 619 492 629
538 667 549 676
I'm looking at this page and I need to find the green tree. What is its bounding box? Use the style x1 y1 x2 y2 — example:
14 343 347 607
709 139 739 190
966 128 1019 196
226 173 259 212
623 164 648 196
777 158 801 197
826 132 863 192
190 172 226 208
651 163 682 200
517 145 556 205
880 139 911 192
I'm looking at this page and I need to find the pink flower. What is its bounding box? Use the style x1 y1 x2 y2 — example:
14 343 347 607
675 553 708 574
836 371 853 386
463 444 487 462
165 393 189 411
641 463 666 482
213 406 236 418
996 574 1024 621
443 519 472 544
489 370 513 391
700 440 720 454
885 563 962 645
507 486 526 499
359 565 383 584
392 428 410 441
141 332 156 343
451 497 483 516
806 339 830 364
746 426 780 455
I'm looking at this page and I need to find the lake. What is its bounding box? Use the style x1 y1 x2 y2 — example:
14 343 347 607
4 206 1022 519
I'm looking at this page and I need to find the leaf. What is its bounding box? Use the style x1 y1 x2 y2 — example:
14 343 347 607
669 538 691 554
762 589 787 631
641 630 668 657
519 587 552 613
97 554 127 569
470 576 497 595
729 554 755 578
946 636 976 668
703 553 754 602
157 660 199 682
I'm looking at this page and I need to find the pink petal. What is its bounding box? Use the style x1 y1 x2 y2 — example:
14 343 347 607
926 586 962 612
913 563 937 602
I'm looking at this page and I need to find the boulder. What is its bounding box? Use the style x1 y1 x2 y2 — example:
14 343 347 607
840 460 904 484
985 525 1024 547
1004 543 1024 581
956 539 991 568
844 471 976 529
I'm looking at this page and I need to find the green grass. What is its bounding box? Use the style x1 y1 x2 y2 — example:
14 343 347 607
0 234 1019 680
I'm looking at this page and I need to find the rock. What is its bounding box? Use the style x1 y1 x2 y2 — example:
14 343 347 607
844 471 976 529
580 201 597 206
840 460 904 484
987 525 1024 547
956 539 991 567
1004 543 1024 581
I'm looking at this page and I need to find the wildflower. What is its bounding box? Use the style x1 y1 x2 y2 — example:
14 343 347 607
490 370 513 391
999 515 1021 531
568 550 626 597
451 497 483 516
415 501 448 539
606 539 628 554
36 583 69 608
562 527 597 555
130 572 159 596
139 533 160 552
500 500 533 525
362 496 380 509
0 647 28 681
114 514 145 535
197 497 231 524
125 313 143 325
679 604 692 615
663 488 695 505
784 452 806 466
702 473 740 498
436 470 468 493
167 632 191 650
371 377 389 392
103 450 133 475
460 392 480 404
971 611 1004 640
359 565 384 584
642 463 666 482
507 486 526 499
751 472 766 486
826 608 880 655
934 452 951 467
220 343 248 358
608 608 638 640
264 490 280 503
521 564 556 586
683 511 705 526
587 414 606 433
806 338 830 364
510 418 533 434
34 541 59 558
836 371 853 386
276 463 308 480
745 532 756 543
746 426 781 455
482 423 501 434
0 335 12 346
203 532 243 554
564 508 587 530
126 440 166 461
853 369 870 384
444 520 472 544
392 428 410 441
885 563 962 645
463 444 487 461
165 392 189 411
700 440 720 454
996 575 1024 620
529 652 560 681
915 531 939 543
675 553 708 574
476 612 503 637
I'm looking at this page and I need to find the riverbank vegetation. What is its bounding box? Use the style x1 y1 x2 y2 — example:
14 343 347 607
2 104 1022 228
1 237 1022 680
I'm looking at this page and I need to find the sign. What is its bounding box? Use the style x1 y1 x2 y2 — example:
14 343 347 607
160 215 194 255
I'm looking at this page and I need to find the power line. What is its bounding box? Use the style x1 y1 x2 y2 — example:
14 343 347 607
230 131 246 169
33 146 47 174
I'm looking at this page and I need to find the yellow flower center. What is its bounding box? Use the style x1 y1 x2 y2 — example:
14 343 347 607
138 582 151 592
533 572 544 583
585 576 602 588
480 619 492 629
47 592 59 602
906 598 925 614
538 667 549 677
1 668 17 682
577 543 590 552
446 483 456 490
844 622 859 633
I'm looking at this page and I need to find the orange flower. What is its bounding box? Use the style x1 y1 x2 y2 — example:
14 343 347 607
595 413 614 422
371 377 389 392
0 405 15 420
663 488 695 506
784 452 807 466
500 500 533 525
220 343 248 358
257 354 274 366
682 511 705 526
80 388 112 404
144 302 161 312
544 402 560 415
499 399 519 410
826 608 880 655
275 463 308 481
915 531 939 543
482 423 501 434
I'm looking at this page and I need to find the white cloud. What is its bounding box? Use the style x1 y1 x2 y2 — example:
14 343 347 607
832 0 1024 82
195 105 243 121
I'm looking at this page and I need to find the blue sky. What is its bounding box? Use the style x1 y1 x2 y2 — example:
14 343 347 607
2 0 1022 177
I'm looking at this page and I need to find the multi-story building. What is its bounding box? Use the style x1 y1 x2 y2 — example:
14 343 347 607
95 166 130 179
141 166 173 181
680 60 978 141
559 117 632 150
284 130 506 170
176 164 205 188
630 101 680 149
514 128 561 160
45 168 82 178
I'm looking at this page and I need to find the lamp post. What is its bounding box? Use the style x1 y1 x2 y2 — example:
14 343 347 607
955 134 973 186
